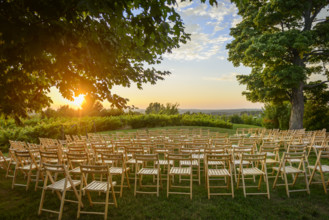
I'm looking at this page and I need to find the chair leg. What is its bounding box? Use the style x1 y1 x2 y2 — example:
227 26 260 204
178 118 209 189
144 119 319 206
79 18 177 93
190 171 193 200
26 169 32 191
11 166 18 189
320 171 327 194
134 173 137 197
58 189 66 220
230 175 234 198
104 189 109 220
207 173 210 199
304 172 310 195
157 173 160 197
120 174 124 198
242 173 246 198
38 188 46 215
167 173 170 198
283 172 290 198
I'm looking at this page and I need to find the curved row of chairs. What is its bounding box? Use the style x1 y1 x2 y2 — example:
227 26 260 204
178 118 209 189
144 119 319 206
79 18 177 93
0 128 329 220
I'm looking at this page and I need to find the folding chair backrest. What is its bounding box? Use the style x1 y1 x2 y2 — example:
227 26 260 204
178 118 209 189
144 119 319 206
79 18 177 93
287 143 307 153
66 152 90 168
80 164 109 175
167 153 192 167
241 153 266 163
206 153 231 167
101 152 125 166
40 150 62 164
135 154 158 163
282 152 306 164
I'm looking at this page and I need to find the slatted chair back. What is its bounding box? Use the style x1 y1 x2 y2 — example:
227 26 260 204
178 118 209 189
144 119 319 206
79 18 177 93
66 152 90 173
101 152 125 166
65 134 73 143
135 154 159 166
259 142 280 161
67 142 89 155
40 150 62 165
228 137 243 147
211 138 228 145
124 146 144 161
72 135 81 141
204 147 227 155
287 143 307 154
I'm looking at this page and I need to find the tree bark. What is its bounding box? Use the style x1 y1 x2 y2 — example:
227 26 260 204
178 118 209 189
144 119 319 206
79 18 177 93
289 82 304 129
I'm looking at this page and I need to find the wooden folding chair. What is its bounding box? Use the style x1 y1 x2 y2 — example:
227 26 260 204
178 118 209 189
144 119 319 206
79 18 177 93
272 152 310 197
167 153 193 199
205 153 234 199
101 152 130 197
38 163 82 220
237 153 270 199
12 150 39 190
77 165 117 220
309 150 329 193
134 154 162 197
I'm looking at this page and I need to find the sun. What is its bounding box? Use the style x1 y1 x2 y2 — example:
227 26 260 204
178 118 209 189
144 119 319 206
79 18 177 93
72 94 85 108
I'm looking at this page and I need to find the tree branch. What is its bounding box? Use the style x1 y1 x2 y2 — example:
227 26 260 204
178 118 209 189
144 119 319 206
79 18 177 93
304 80 329 88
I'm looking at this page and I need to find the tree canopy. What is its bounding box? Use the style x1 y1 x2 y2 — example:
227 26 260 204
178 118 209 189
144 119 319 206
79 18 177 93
227 0 329 129
145 102 179 115
0 0 215 124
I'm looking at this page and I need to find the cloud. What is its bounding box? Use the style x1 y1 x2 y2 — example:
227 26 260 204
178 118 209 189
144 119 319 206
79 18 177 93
231 17 242 28
202 72 239 81
164 2 236 61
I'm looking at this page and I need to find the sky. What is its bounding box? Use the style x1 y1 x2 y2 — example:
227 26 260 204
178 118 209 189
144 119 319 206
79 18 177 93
49 0 263 110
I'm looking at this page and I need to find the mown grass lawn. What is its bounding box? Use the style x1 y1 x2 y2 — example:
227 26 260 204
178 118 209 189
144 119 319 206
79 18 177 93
1 125 329 220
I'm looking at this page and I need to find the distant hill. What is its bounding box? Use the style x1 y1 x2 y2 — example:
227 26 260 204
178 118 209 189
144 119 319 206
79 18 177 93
135 108 263 115
178 109 262 115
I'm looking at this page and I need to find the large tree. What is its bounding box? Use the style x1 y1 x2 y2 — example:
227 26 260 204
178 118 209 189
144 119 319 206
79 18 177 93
227 0 329 129
0 0 214 124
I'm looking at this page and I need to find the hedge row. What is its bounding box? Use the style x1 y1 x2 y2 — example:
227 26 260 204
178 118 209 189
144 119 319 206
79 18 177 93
0 114 232 151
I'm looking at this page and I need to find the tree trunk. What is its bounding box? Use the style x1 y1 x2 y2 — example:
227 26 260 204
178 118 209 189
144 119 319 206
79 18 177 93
289 82 304 129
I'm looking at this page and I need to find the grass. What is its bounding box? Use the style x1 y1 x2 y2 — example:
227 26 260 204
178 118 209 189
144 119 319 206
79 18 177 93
1 125 329 219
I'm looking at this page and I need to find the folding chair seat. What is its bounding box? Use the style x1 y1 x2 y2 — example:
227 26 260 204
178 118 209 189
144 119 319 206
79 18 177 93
309 150 329 193
77 165 117 220
12 150 39 190
38 163 82 220
237 153 270 199
101 152 130 197
134 154 161 197
272 152 310 197
167 154 193 199
205 154 234 199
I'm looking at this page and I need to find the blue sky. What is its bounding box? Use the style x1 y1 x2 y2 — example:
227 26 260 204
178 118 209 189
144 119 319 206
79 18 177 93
50 0 263 110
